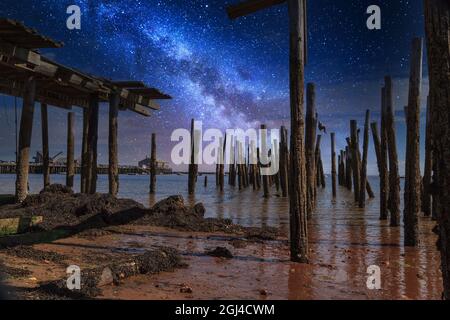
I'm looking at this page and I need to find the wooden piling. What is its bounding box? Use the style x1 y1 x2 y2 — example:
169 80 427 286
385 76 401 227
150 133 157 194
279 126 288 197
350 120 361 203
81 107 89 193
318 153 325 189
219 136 225 191
305 83 317 212
422 96 433 216
16 76 36 203
380 87 390 220
40 103 50 188
287 0 309 263
331 132 336 197
261 124 270 198
424 0 450 299
86 94 99 194
204 175 208 187
66 112 75 189
188 119 196 194
371 121 388 219
109 91 119 196
345 146 352 191
359 110 370 208
404 37 423 246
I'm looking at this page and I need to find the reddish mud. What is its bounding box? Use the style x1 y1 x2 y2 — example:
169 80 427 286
0 184 443 300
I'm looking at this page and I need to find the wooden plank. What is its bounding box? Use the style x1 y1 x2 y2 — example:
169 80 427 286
131 104 152 117
0 19 63 48
0 42 41 65
113 81 146 88
227 0 286 19
129 88 172 99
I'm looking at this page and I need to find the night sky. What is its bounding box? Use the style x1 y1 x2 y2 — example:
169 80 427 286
0 0 427 174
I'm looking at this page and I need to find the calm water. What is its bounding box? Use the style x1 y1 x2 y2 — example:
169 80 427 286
1 173 384 234
0 173 443 299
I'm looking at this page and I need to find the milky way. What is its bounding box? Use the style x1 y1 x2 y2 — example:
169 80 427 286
0 0 426 173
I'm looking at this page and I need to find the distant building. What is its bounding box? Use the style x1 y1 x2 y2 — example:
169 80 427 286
138 157 172 174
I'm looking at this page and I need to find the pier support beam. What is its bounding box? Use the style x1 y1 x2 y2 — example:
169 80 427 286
287 0 308 263
385 76 401 227
86 94 99 194
279 126 288 197
371 121 387 219
16 76 36 203
422 96 433 217
66 112 75 189
40 103 50 188
109 91 120 196
261 124 270 198
188 119 197 194
350 120 361 203
81 108 89 193
150 133 156 194
424 0 450 299
404 38 423 246
359 110 370 208
305 83 317 211
345 146 352 191
378 87 389 220
331 132 336 198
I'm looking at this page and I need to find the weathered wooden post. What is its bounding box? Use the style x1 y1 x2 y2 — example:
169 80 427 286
226 0 309 262
338 151 343 186
318 153 325 189
313 134 322 203
279 126 288 197
261 124 270 198
109 91 120 196
424 0 450 299
16 76 36 202
40 103 50 188
66 112 75 189
422 96 433 216
340 150 346 186
345 146 352 190
219 136 225 192
150 133 157 194
86 93 99 194
385 76 401 227
350 120 361 203
331 132 336 197
371 121 387 219
237 141 243 190
228 136 234 186
379 87 390 220
81 108 89 193
359 110 370 208
305 83 317 211
404 37 423 246
188 119 196 194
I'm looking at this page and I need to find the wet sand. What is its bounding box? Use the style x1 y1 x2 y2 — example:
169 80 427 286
0 180 442 300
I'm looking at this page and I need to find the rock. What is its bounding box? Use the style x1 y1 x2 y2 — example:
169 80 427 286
152 195 185 213
180 285 193 294
259 289 268 296
206 247 233 259
193 203 206 217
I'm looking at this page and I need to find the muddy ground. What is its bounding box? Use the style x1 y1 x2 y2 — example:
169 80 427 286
0 185 279 299
0 184 444 300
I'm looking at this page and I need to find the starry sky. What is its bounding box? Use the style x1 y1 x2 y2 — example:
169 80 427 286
0 0 427 174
